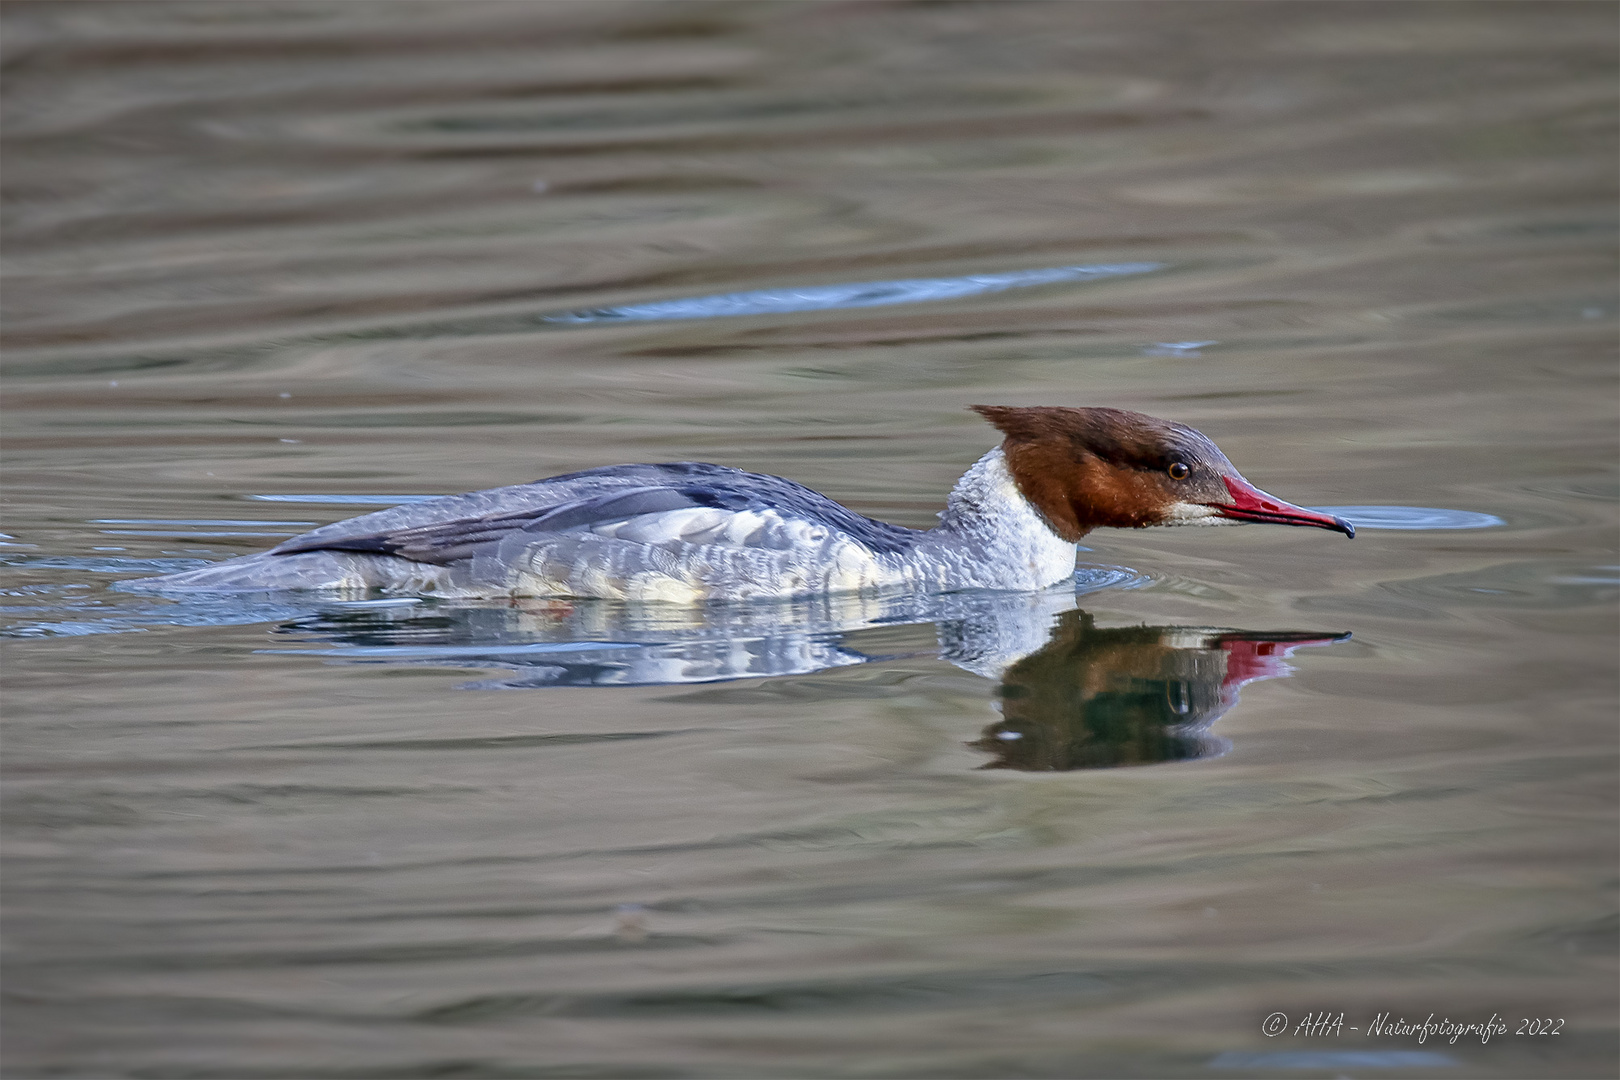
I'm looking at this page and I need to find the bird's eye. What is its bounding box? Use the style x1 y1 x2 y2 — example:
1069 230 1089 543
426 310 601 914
1167 462 1190 480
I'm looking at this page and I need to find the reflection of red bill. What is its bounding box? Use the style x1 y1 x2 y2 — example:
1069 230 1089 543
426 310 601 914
1216 633 1350 698
1217 475 1356 537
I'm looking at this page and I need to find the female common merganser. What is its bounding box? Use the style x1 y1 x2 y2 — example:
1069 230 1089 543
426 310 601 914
129 406 1352 601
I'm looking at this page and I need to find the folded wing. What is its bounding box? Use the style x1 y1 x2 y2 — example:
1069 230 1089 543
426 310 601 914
266 462 919 569
272 486 704 565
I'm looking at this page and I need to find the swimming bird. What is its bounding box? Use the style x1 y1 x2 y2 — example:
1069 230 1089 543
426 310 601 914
128 406 1353 601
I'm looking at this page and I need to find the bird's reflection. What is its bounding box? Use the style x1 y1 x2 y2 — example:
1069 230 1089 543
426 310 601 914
268 586 1099 689
263 583 1344 771
968 610 1347 770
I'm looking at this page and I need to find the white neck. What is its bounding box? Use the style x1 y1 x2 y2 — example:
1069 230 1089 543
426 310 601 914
923 447 1077 591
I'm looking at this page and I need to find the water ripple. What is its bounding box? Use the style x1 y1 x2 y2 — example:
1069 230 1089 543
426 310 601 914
247 494 443 505
91 519 316 527
1074 565 1149 593
544 263 1162 322
1310 505 1504 530
0 554 214 576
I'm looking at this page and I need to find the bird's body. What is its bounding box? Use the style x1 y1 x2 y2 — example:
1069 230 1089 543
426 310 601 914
128 406 1351 600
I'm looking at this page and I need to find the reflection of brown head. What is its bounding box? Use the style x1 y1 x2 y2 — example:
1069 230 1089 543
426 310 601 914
969 405 1354 540
969 610 1347 771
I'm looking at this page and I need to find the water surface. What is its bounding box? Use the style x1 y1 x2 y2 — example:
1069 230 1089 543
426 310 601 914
3 3 1616 1077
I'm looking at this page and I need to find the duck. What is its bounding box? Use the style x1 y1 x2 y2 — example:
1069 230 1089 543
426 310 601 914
127 405 1353 601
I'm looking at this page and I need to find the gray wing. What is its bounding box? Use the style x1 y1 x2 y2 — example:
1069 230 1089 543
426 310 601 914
272 486 703 565
264 464 695 559
127 463 928 597
266 461 920 574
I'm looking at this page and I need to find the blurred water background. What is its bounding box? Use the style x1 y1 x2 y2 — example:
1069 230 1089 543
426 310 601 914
2 2 1615 1076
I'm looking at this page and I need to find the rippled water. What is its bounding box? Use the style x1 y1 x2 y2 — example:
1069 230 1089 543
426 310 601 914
3 3 1616 1077
545 262 1163 322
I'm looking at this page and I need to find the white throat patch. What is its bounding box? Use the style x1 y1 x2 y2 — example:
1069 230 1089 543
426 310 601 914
1156 501 1242 527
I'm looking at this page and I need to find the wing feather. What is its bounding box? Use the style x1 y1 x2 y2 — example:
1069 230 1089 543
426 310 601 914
272 487 701 566
265 461 921 570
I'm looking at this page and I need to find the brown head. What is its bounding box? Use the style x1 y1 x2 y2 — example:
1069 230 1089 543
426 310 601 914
969 405 1354 542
